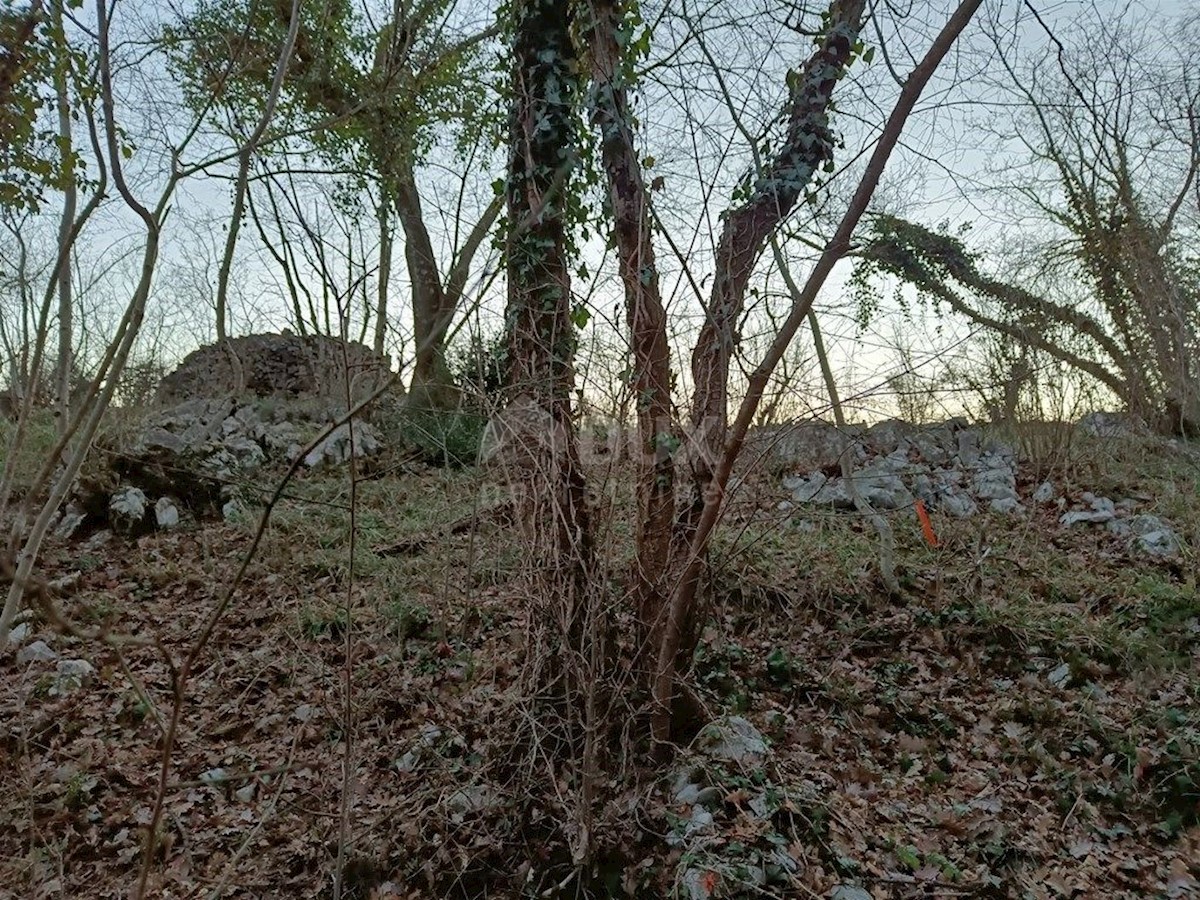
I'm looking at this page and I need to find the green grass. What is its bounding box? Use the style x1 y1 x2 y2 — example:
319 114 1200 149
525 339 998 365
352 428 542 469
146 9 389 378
0 410 59 493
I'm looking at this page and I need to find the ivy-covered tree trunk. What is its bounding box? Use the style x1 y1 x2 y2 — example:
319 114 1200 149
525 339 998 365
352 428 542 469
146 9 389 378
503 0 596 737
685 0 867 508
582 0 869 746
653 0 867 744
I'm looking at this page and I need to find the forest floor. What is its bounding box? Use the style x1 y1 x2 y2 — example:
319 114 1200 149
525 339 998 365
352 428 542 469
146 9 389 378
1 423 1198 899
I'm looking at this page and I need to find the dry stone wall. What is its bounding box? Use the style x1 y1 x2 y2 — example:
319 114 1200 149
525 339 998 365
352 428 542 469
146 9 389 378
156 333 390 407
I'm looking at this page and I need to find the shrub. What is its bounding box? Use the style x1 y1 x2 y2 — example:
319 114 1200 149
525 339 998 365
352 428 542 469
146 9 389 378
394 406 488 467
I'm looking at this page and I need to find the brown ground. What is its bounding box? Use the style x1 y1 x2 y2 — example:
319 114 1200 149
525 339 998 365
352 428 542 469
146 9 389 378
1 431 1197 899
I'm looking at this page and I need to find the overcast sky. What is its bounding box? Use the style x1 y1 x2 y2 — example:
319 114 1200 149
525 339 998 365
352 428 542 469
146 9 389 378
4 0 1194 420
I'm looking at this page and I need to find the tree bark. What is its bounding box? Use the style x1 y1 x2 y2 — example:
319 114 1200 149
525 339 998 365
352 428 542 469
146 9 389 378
639 0 868 745
374 197 392 356
504 0 593 617
586 0 675 641
393 157 457 408
685 0 867 502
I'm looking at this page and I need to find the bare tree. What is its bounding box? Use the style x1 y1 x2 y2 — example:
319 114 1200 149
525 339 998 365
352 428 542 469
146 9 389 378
50 0 74 433
0 0 303 646
173 0 501 405
212 0 303 341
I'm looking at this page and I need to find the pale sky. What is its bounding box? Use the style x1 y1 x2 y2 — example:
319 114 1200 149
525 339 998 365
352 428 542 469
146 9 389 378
4 0 1193 422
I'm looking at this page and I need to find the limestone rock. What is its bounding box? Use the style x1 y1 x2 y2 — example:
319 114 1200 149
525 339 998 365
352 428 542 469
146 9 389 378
108 487 149 536
1078 410 1143 438
1061 493 1117 526
53 500 87 539
864 418 914 454
222 499 247 522
910 429 953 465
304 422 382 469
1061 510 1112 526
53 658 95 693
938 488 977 518
764 419 858 471
695 716 768 765
972 456 1018 503
155 496 181 529
446 783 497 820
1127 514 1181 557
956 428 981 466
1033 481 1057 503
18 640 57 663
856 453 914 510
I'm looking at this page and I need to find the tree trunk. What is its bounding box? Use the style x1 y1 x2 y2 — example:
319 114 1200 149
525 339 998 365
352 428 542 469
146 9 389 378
213 0 302 343
642 0 867 745
586 0 676 650
52 0 74 435
685 0 867 505
653 0 983 747
394 158 458 409
374 197 392 356
503 0 596 737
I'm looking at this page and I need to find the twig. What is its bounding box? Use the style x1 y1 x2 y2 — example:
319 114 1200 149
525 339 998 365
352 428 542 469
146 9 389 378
332 299 362 900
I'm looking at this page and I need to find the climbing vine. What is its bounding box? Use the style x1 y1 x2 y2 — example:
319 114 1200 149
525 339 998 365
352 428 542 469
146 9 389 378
499 0 609 386
849 214 983 330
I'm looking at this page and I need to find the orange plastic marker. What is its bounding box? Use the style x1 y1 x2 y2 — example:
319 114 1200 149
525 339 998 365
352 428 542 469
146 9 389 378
915 498 939 547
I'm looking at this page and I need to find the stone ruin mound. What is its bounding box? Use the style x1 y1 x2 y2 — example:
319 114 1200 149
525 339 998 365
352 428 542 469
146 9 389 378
156 332 391 406
55 334 394 540
767 416 1184 559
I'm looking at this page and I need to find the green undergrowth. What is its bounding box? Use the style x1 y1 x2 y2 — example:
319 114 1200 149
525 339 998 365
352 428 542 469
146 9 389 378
0 410 58 493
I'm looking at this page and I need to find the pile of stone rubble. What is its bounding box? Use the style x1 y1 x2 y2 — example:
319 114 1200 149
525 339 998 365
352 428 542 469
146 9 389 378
53 335 389 540
771 417 1182 558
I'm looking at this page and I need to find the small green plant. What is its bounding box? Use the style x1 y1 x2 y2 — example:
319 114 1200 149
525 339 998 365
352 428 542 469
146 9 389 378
384 599 432 641
299 605 348 640
80 598 116 624
764 646 796 686
894 843 921 871
64 771 95 810
694 641 753 711
1148 730 1200 836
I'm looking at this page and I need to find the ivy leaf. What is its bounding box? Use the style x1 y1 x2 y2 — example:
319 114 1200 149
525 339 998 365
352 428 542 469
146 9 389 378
896 844 922 870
